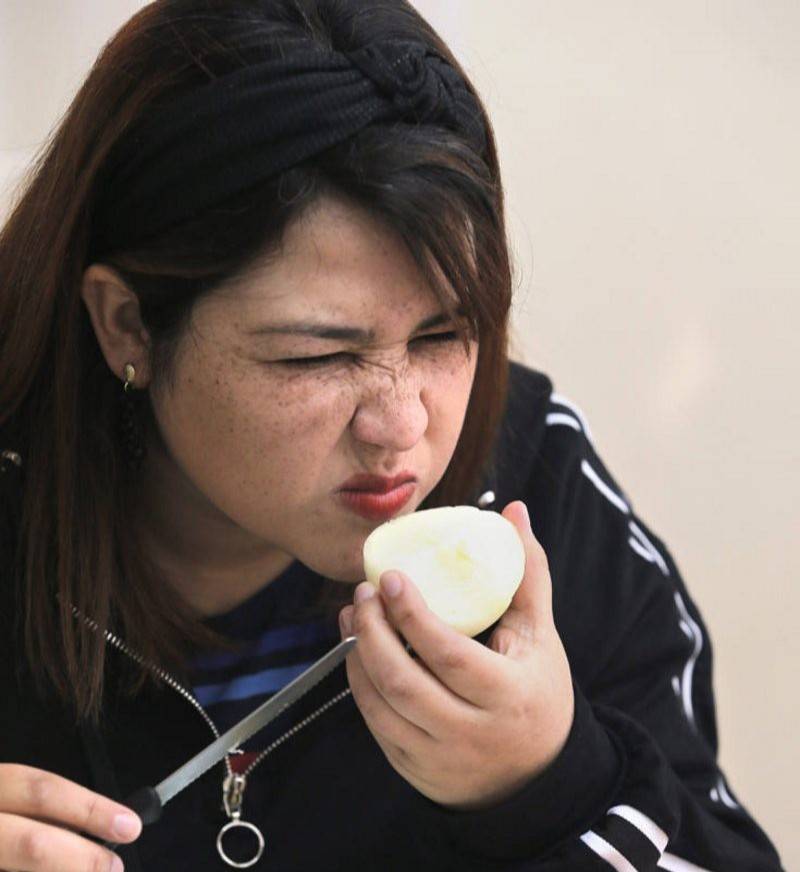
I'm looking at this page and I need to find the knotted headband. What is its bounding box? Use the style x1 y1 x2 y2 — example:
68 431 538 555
93 39 487 252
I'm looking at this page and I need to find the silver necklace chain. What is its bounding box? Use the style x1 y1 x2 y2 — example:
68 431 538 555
70 603 351 868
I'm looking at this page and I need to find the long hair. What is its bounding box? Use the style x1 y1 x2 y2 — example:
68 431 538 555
0 0 514 724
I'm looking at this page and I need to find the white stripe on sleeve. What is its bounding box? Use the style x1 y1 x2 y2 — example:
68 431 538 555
581 459 631 515
657 851 714 871
547 387 706 733
715 775 740 809
607 805 669 854
628 535 657 563
545 411 583 432
580 831 639 872
549 391 596 447
673 591 703 729
628 520 670 577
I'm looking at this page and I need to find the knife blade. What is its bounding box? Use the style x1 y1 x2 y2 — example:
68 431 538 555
102 634 357 846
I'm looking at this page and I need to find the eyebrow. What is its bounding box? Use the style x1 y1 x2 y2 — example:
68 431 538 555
245 307 466 343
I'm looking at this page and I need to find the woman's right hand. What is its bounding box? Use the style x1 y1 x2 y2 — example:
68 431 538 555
0 764 141 871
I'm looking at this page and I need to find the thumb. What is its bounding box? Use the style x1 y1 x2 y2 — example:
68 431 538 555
498 500 554 634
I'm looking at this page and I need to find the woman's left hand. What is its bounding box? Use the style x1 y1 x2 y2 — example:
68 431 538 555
338 500 575 811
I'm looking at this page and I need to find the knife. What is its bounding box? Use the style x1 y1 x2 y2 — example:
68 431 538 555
101 634 357 849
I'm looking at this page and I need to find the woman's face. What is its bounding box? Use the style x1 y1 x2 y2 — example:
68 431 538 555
146 194 478 584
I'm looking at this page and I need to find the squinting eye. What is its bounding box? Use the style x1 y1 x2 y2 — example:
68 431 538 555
413 330 462 348
280 351 353 369
278 331 461 368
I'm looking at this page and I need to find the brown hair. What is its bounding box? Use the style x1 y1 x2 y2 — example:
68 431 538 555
0 0 514 725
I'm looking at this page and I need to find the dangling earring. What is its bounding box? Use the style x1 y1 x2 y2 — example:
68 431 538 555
118 362 147 471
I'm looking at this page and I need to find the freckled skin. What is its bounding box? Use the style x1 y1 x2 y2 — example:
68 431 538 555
137 195 478 616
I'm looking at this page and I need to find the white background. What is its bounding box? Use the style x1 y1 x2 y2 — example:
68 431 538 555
1 1 797 866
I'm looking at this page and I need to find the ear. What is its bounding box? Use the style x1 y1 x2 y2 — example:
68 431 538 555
81 264 152 386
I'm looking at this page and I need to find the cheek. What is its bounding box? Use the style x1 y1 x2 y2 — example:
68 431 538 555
426 348 478 422
224 378 356 518
268 370 357 434
148 364 359 541
154 362 352 482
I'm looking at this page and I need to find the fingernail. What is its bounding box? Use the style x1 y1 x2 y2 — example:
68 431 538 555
340 607 353 635
381 572 403 598
519 502 530 527
112 813 140 840
110 854 124 872
354 583 375 604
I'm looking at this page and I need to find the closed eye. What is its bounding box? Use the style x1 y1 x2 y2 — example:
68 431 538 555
278 331 462 368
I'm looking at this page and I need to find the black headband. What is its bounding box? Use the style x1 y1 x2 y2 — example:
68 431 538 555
93 39 486 252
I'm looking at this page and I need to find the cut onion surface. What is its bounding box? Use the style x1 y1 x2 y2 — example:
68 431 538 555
363 505 525 636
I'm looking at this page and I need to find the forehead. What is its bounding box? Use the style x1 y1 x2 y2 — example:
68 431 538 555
213 195 447 322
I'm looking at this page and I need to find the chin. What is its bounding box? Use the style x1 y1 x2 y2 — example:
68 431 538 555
325 566 366 585
297 544 367 585
297 499 424 584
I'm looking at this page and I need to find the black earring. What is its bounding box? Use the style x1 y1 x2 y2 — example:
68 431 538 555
118 363 147 472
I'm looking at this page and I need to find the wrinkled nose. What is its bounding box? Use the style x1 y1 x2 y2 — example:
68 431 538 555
350 363 428 453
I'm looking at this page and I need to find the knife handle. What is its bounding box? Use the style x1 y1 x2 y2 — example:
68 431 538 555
100 786 163 851
122 785 163 824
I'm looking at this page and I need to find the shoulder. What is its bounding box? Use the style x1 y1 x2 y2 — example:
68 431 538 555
492 364 673 594
488 360 621 515
501 361 624 492
496 368 690 670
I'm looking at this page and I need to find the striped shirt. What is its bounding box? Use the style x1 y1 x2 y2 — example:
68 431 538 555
188 559 341 773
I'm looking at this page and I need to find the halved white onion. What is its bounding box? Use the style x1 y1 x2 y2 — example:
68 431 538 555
363 505 525 636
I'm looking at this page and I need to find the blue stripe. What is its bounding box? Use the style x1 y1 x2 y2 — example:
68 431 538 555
193 661 317 705
192 620 334 670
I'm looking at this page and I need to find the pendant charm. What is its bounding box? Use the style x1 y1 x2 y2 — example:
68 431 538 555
217 771 265 868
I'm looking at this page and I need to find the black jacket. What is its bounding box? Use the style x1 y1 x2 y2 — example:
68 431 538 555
0 361 784 871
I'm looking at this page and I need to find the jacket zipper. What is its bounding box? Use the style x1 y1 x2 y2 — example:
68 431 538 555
69 603 352 837
66 484 498 784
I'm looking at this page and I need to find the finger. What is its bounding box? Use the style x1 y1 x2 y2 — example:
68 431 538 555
0 811 122 872
373 571 509 708
0 764 142 845
343 628 435 755
498 500 554 632
350 584 483 736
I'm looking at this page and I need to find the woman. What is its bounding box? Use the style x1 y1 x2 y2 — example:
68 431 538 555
0 1 784 870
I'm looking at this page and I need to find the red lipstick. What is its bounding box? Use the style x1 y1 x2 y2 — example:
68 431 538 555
339 472 416 493
337 471 417 521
